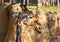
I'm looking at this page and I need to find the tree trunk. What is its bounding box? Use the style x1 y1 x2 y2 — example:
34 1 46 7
2 0 4 3
10 0 12 3
52 0 54 6
23 0 25 5
50 0 51 6
37 0 40 11
12 0 16 3
27 0 29 6
21 0 27 11
43 0 46 6
57 0 59 7
23 0 27 5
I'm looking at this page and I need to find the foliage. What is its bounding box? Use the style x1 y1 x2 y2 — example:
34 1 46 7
27 6 60 12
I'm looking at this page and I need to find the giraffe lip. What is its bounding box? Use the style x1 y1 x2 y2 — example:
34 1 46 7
37 30 42 34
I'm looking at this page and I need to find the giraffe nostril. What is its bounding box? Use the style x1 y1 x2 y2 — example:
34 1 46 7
38 27 41 30
35 26 42 34
37 27 41 34
17 8 18 10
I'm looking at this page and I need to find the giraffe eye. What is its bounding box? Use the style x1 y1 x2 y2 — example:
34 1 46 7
29 16 33 19
28 15 34 19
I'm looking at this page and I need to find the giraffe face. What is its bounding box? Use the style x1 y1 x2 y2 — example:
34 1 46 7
8 3 22 15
